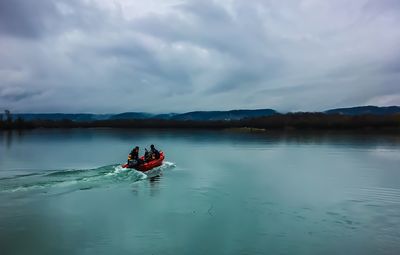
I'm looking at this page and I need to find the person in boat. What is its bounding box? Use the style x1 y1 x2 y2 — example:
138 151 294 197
128 146 144 167
144 148 151 162
149 144 160 160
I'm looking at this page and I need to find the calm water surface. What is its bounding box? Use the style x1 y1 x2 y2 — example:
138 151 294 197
1 129 400 255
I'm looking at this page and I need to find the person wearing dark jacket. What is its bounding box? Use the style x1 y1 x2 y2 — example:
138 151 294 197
128 146 143 167
129 146 139 159
144 148 151 162
149 144 160 159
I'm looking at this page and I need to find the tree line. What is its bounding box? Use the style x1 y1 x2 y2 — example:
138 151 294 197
1 110 400 131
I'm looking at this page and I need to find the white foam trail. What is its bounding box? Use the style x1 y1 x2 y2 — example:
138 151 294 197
9 185 46 193
140 161 176 177
136 171 148 180
162 161 176 168
1 163 154 194
113 165 148 179
105 165 130 176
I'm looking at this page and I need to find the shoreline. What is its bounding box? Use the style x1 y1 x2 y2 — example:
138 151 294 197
1 113 400 133
1 126 400 135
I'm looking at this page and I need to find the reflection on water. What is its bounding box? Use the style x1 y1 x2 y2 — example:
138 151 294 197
0 129 400 255
2 128 400 148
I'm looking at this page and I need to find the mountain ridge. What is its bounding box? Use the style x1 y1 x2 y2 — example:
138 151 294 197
325 105 400 115
7 106 400 121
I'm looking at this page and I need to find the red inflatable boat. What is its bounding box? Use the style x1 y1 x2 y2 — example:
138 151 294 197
122 152 165 172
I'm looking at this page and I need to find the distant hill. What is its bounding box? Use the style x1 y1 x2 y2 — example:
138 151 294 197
325 106 400 116
152 113 179 119
10 106 399 122
11 109 277 121
171 109 278 121
109 112 154 120
13 113 111 121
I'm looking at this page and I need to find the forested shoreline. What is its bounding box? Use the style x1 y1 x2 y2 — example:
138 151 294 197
1 110 399 131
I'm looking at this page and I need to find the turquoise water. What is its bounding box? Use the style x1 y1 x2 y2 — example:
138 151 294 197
1 129 400 255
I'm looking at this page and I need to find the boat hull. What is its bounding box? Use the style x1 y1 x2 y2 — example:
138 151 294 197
122 152 165 172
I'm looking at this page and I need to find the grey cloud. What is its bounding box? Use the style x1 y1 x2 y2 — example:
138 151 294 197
178 0 232 23
132 1 267 56
0 87 42 102
0 0 109 39
98 43 195 95
364 0 400 13
0 0 399 113
0 0 58 38
131 0 283 94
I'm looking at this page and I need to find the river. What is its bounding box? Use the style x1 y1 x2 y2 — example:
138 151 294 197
1 129 400 255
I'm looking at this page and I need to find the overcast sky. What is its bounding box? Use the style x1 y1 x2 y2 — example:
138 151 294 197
0 0 399 113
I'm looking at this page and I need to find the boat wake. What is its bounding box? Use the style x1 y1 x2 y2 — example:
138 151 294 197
0 161 176 194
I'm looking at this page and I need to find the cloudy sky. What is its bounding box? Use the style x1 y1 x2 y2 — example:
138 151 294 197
0 0 399 113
